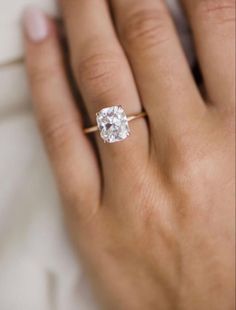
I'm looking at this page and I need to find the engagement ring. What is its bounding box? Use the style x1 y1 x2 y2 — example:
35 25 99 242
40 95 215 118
84 106 146 144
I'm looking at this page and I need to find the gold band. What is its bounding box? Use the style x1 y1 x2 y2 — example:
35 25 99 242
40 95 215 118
84 111 147 134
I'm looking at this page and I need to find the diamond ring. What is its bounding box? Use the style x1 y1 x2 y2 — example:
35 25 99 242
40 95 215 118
84 106 147 143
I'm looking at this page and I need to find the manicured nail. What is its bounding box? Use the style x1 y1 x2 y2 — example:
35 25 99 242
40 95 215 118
23 7 49 42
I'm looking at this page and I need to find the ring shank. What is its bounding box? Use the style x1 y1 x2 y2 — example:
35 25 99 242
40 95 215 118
84 111 147 134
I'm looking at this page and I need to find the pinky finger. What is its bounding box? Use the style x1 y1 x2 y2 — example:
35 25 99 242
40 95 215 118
23 7 100 219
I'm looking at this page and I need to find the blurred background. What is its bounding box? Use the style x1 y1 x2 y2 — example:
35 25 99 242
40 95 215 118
0 1 192 309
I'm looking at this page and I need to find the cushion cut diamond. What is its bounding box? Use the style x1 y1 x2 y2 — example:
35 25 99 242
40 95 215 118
96 106 130 143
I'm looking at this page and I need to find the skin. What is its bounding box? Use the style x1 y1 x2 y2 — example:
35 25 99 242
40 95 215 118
24 0 235 309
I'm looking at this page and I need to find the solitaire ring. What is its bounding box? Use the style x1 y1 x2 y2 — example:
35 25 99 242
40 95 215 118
84 106 147 143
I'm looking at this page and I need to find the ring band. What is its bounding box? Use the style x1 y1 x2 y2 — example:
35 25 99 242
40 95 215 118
84 111 146 134
84 106 146 143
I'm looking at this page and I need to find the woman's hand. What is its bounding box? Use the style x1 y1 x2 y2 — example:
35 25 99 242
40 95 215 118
23 1 235 309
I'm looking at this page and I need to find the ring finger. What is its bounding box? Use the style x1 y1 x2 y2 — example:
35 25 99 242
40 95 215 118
61 0 149 182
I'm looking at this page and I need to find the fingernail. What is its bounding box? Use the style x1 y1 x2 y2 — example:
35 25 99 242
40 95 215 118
23 7 49 42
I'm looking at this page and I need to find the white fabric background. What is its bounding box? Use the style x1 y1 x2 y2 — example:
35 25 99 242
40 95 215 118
0 1 192 309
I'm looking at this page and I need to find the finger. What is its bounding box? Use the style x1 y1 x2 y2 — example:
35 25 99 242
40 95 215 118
61 0 149 181
181 0 235 112
110 0 205 142
23 7 100 218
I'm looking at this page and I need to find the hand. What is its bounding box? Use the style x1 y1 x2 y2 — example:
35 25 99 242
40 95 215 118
23 1 235 309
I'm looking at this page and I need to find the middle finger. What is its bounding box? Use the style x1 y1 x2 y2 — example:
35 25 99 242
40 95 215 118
111 0 205 141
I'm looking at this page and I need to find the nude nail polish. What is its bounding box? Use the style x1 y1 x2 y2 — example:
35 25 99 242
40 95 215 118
23 7 49 42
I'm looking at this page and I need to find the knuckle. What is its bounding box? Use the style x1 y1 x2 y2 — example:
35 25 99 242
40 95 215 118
39 116 78 151
30 62 61 85
170 138 219 190
167 136 207 184
121 7 170 51
75 52 123 102
197 0 235 25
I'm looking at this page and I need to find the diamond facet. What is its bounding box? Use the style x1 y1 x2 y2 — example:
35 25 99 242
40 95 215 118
96 106 130 143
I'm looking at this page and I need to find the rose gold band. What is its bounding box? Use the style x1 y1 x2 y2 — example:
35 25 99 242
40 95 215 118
84 111 147 134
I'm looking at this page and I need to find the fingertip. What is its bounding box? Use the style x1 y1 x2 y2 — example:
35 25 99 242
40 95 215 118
23 6 51 43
